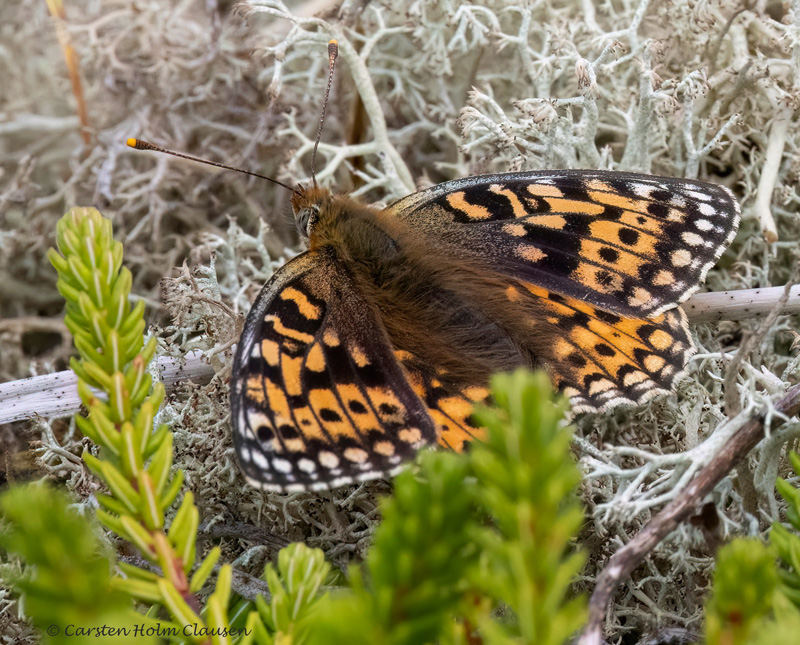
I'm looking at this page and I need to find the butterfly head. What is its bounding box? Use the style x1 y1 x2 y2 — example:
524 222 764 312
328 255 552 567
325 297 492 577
291 185 334 240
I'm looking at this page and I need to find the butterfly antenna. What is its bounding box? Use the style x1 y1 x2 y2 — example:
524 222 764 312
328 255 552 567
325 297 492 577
310 39 339 188
126 138 299 195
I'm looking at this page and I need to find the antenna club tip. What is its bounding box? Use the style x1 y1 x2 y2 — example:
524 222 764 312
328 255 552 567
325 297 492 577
328 40 338 59
126 137 138 148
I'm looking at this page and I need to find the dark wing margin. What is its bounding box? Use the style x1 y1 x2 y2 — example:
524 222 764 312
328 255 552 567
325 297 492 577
230 249 438 492
390 170 740 319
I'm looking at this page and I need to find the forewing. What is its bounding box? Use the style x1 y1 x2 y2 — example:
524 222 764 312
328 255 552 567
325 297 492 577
391 170 740 318
230 249 438 492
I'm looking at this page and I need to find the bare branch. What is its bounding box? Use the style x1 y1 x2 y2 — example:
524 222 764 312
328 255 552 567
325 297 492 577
682 284 800 323
579 381 800 645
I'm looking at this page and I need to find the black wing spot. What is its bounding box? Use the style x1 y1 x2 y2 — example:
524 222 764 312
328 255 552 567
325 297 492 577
598 247 620 263
278 424 299 439
618 228 640 246
594 343 615 357
319 408 342 422
348 400 368 414
379 403 399 416
647 202 669 218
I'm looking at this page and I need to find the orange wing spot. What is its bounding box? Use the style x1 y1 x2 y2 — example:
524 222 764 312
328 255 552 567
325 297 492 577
261 339 279 366
398 427 423 445
337 383 382 427
463 386 490 402
503 223 528 237
585 179 614 192
506 285 522 302
350 344 370 367
520 282 550 300
246 376 266 404
265 379 292 421
554 338 574 360
282 438 306 452
544 197 605 215
430 410 478 451
279 287 322 320
648 329 674 351
323 329 340 346
264 315 314 344
368 387 406 423
281 354 303 396
404 370 427 397
516 245 547 262
527 214 567 229
489 184 529 218
587 190 647 213
580 239 643 276
588 221 657 257
618 211 664 235
292 406 324 440
438 395 474 420
446 191 492 220
394 349 415 363
306 343 326 372
527 183 564 198
573 263 624 294
308 388 353 438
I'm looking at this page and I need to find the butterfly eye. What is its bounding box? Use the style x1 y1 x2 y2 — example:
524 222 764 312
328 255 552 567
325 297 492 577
296 206 320 238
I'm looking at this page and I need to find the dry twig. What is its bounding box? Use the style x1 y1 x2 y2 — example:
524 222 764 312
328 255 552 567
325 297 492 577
579 381 800 645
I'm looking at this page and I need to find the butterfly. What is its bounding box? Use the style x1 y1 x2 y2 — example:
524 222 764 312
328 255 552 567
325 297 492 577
229 169 740 492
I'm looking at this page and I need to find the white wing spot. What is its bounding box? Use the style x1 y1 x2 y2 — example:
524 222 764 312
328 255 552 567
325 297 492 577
671 249 692 267
272 458 293 473
682 232 704 246
685 189 712 201
318 451 340 469
252 451 269 469
298 458 317 473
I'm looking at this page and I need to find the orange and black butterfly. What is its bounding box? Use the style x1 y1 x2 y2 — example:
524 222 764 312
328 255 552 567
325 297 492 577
131 42 740 492
228 168 739 491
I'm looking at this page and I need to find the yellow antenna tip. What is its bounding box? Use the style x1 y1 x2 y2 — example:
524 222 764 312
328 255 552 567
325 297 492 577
126 138 138 148
329 39 338 45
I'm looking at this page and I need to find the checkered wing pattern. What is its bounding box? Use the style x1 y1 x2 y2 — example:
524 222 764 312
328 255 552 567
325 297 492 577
230 248 438 491
510 282 694 411
392 170 740 318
